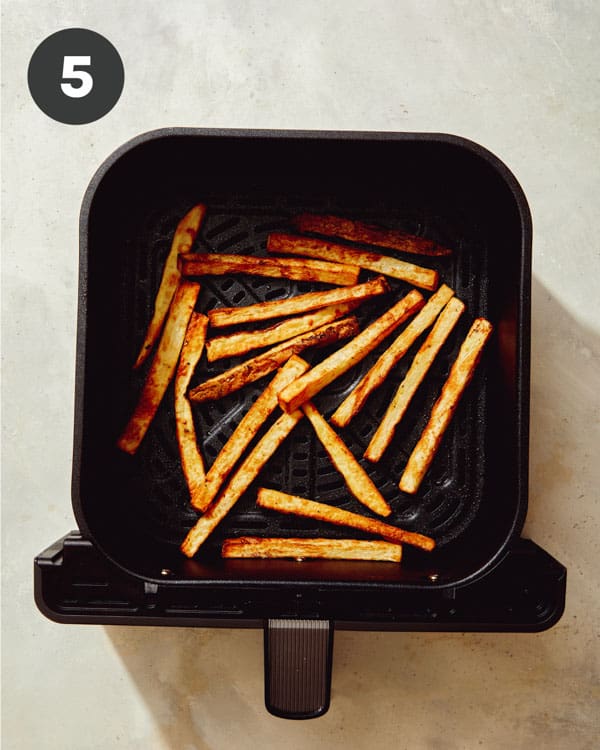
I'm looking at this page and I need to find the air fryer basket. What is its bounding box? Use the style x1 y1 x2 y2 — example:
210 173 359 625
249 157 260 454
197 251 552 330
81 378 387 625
35 130 566 719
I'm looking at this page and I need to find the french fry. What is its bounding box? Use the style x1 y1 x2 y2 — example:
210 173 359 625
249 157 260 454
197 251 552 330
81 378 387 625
267 233 439 291
365 297 466 462
292 213 452 257
221 537 403 562
174 313 209 509
331 285 455 428
278 291 424 413
179 253 360 286
302 402 391 517
188 316 359 403
181 410 303 557
192 356 310 511
399 318 493 494
118 281 201 454
134 204 206 369
256 488 435 552
205 302 357 362
207 276 390 328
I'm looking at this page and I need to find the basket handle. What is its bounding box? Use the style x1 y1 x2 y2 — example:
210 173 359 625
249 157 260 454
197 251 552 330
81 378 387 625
264 619 334 719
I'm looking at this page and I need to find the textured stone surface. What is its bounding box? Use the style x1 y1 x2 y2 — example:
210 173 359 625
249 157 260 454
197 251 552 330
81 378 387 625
2 1 599 747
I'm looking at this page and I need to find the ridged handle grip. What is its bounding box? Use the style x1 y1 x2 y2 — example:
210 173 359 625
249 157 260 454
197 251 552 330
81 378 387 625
264 619 334 719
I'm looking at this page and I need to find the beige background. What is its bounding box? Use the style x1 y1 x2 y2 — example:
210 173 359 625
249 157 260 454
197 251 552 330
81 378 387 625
2 1 599 748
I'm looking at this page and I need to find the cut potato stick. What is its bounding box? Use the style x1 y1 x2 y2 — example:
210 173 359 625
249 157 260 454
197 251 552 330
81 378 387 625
207 276 390 328
267 233 438 291
174 313 209 509
278 291 424 413
365 297 466 462
193 356 310 511
221 537 403 562
189 316 359 403
134 204 206 369
292 214 452 257
181 410 303 557
205 301 357 362
302 402 391 517
118 281 201 454
256 488 435 552
332 284 455 428
179 253 360 286
399 318 493 494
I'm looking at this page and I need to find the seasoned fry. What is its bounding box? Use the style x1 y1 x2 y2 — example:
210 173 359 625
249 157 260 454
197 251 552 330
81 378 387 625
189 316 359 403
278 291 424 413
292 213 452 257
365 297 466 462
179 253 360 286
118 281 201 454
399 318 493 494
134 204 206 369
302 402 391 517
205 302 357 362
256 488 435 552
332 285 455 427
175 313 209 508
221 537 403 562
207 276 390 328
267 233 439 291
181 410 303 557
192 356 309 511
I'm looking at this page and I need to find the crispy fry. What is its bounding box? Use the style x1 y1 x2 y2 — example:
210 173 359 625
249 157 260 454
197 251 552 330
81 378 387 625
118 281 201 454
292 213 452 257
302 402 391 517
267 233 439 291
205 302 357 362
179 253 360 286
188 316 359 403
365 297 466 462
174 313 209 509
399 318 493 494
181 410 303 557
134 204 206 369
278 291 424 413
221 537 403 562
256 488 435 552
331 285 455 427
207 276 390 328
192 356 310 511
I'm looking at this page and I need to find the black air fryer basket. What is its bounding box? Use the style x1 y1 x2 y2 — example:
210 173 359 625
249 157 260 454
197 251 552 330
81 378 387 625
35 129 566 719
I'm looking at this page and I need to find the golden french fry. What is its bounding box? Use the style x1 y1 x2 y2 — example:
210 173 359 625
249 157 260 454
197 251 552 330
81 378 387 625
256 488 435 552
192 356 310 511
331 284 455 427
399 318 493 494
221 537 403 562
278 291 424 413
175 313 209 509
302 401 391 517
205 302 357 362
292 213 452 257
179 253 360 286
134 204 206 369
267 233 439 291
118 281 201 454
180 410 303 557
207 276 390 328
188 316 359 403
365 297 466 462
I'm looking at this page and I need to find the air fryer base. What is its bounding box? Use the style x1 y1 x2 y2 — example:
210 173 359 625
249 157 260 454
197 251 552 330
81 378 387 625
35 532 566 718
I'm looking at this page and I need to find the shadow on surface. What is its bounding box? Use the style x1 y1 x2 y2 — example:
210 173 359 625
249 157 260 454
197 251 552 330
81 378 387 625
105 276 599 749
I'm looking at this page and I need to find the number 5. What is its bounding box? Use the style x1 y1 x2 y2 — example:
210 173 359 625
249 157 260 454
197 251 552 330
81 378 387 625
61 56 93 98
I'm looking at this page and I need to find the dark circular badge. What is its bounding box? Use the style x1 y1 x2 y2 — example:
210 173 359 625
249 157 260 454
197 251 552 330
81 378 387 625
28 28 124 125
